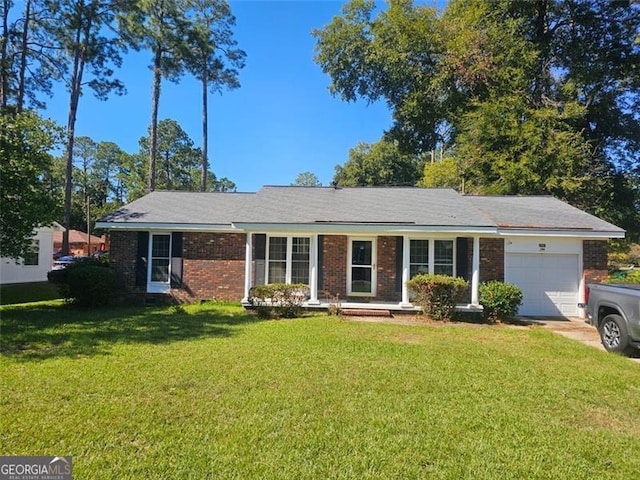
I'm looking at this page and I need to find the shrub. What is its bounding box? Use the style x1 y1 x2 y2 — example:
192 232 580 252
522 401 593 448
479 281 523 323
249 283 310 318
407 274 468 321
62 263 117 307
604 270 640 284
48 256 109 284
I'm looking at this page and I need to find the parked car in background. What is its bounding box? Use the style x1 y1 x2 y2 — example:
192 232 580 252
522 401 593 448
47 255 91 283
51 255 76 270
585 283 640 355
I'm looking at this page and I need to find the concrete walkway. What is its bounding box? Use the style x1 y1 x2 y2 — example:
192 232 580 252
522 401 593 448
525 316 640 363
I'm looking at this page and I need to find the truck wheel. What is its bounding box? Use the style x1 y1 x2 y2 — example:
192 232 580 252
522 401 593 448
599 314 633 355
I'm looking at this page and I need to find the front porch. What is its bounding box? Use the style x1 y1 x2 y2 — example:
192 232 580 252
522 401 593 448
302 299 484 314
240 232 488 312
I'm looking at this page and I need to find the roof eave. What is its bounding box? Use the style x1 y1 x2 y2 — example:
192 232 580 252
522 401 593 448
497 228 625 238
232 222 498 234
95 222 237 232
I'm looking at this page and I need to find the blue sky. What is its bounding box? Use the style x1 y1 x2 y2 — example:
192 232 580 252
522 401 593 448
42 0 398 192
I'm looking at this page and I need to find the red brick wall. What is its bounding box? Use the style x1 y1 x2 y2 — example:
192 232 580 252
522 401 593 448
583 240 608 284
320 235 400 302
109 231 246 302
109 230 144 294
110 231 512 304
377 236 399 302
321 235 347 299
480 238 504 282
180 233 246 302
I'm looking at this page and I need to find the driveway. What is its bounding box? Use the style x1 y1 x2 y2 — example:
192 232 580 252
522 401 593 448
525 316 640 363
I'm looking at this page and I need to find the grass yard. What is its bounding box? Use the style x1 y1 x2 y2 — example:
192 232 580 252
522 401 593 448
1 301 639 479
0 281 61 305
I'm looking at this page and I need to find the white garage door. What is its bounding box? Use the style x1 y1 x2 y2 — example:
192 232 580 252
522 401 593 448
505 253 579 317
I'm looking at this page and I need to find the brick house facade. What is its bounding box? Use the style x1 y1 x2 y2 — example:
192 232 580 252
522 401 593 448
99 187 623 316
109 230 611 313
110 232 609 307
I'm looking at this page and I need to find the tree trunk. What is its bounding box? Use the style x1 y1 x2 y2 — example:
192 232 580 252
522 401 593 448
0 0 10 109
148 47 162 193
201 69 208 191
16 0 31 113
86 196 91 254
165 151 172 190
533 0 551 106
62 19 89 256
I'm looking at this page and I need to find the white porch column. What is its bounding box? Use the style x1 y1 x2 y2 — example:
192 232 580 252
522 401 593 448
242 232 253 303
471 236 480 306
308 234 319 304
401 235 412 307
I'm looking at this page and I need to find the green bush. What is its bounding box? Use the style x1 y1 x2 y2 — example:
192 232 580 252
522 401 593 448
604 270 640 284
407 274 468 320
479 281 523 323
48 256 109 284
249 283 310 318
62 264 117 307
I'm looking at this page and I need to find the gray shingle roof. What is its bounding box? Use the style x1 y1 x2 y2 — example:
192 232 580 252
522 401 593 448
98 191 254 225
97 186 624 235
465 195 624 233
235 187 493 226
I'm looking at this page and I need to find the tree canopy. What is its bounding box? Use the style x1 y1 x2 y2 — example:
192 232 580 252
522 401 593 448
292 171 322 187
0 0 243 254
314 0 640 237
333 139 424 187
1 110 61 259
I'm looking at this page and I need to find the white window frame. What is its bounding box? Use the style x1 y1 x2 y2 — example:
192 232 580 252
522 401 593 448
22 239 40 266
265 235 311 285
409 238 456 278
347 237 377 297
148 232 172 293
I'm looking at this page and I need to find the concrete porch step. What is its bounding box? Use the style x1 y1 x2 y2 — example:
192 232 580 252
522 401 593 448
341 308 392 317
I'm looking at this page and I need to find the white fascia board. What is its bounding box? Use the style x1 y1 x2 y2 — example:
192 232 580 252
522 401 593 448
497 228 625 239
233 223 498 235
95 222 237 232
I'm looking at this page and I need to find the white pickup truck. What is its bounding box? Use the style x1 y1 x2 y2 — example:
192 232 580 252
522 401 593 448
585 283 640 355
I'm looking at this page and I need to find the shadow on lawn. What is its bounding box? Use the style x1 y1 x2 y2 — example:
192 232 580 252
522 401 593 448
0 303 261 361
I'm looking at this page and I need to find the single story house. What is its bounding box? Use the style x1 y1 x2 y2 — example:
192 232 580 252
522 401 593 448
96 187 624 318
53 229 108 258
0 222 64 285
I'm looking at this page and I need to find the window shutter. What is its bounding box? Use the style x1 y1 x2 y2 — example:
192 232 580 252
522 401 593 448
135 232 149 286
170 232 183 287
456 237 469 281
255 234 266 260
395 236 403 292
317 235 324 291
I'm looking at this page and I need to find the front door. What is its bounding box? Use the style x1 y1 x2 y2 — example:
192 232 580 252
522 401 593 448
348 238 376 296
148 233 171 293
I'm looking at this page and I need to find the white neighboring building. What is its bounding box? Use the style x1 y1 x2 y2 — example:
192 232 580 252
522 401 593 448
0 223 64 285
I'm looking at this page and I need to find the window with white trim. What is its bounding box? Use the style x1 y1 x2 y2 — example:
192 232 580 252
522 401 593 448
268 237 287 283
267 236 310 285
291 237 310 284
409 239 428 278
150 234 171 283
23 240 40 266
434 240 454 275
409 239 455 278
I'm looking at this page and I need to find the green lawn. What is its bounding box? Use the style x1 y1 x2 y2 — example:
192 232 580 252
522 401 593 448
1 302 639 479
0 281 61 305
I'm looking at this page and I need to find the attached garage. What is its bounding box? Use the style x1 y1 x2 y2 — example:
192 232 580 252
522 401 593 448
505 253 580 317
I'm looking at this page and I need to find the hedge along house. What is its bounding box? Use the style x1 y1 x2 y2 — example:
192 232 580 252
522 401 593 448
96 186 624 318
